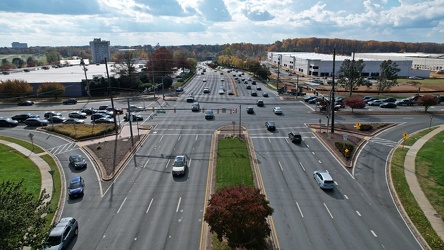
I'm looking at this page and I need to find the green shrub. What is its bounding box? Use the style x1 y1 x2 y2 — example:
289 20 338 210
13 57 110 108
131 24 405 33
335 142 354 159
359 124 373 131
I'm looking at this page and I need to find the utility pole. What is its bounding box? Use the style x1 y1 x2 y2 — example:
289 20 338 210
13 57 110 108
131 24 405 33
80 58 91 97
150 49 156 99
127 98 135 146
349 51 355 97
276 54 281 93
105 57 118 134
330 48 336 134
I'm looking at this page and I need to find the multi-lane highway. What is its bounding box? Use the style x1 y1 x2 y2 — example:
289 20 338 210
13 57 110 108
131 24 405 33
1 64 442 249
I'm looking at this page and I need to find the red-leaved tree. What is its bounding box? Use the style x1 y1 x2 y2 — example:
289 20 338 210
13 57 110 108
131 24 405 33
0 79 33 98
204 185 274 249
343 96 366 112
416 95 439 112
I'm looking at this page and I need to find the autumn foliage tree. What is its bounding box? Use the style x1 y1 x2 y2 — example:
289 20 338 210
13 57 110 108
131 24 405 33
343 96 366 112
204 185 274 249
38 82 65 99
0 180 52 249
0 79 33 98
416 95 439 112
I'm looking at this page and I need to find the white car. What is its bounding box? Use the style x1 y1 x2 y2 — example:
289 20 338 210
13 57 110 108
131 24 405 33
273 107 283 115
218 89 225 95
313 170 335 189
172 155 187 176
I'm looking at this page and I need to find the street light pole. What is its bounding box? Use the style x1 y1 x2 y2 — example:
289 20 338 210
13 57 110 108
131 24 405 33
330 48 336 134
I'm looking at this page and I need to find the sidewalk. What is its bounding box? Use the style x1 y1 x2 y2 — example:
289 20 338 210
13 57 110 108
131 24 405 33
404 125 444 242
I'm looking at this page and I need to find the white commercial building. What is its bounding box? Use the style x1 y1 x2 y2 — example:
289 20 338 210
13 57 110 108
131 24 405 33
90 38 111 64
267 52 429 78
355 53 444 72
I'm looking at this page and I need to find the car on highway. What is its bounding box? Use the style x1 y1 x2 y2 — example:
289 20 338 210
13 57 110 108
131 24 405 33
47 116 67 123
176 87 184 92
273 107 283 115
246 85 251 90
63 118 85 124
80 107 97 115
68 111 87 119
69 154 87 169
0 117 18 127
17 100 34 106
93 117 115 124
262 92 269 97
265 121 276 131
246 107 254 114
256 86 262 91
62 98 77 105
186 95 195 103
25 117 49 126
44 111 62 119
380 102 397 108
256 100 264 107
251 91 258 96
203 87 210 93
98 105 110 110
172 155 187 176
288 132 302 143
218 89 225 95
44 217 78 250
395 99 415 106
68 176 84 199
191 102 200 112
368 100 383 106
128 105 144 112
313 170 335 189
205 109 214 120
11 113 39 122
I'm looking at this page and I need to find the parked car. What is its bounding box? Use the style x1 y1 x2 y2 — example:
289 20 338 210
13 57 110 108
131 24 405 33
308 98 319 104
191 102 200 112
382 97 397 102
25 117 49 126
96 110 114 117
80 107 97 115
408 76 423 80
172 155 187 176
63 118 85 124
265 121 276 131
368 100 383 106
44 217 78 250
379 102 397 108
17 100 34 106
91 113 111 121
47 116 67 123
365 97 379 104
69 154 87 169
68 176 84 198
11 113 39 122
256 100 264 107
205 109 214 120
68 111 87 119
62 98 77 105
106 107 123 114
395 99 415 106
313 170 335 189
0 117 18 127
246 107 254 114
98 105 110 110
273 107 283 115
288 132 302 143
94 117 115 124
176 87 184 92
44 111 62 119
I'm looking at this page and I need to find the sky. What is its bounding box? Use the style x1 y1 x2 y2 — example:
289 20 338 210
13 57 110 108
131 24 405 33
0 0 443 47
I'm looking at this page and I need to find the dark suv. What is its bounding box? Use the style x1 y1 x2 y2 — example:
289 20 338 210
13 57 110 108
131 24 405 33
69 154 87 169
11 113 39 122
62 98 77 105
44 217 78 250
288 132 302 143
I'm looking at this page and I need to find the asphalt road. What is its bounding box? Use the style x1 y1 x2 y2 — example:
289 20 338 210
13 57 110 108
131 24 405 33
1 64 442 249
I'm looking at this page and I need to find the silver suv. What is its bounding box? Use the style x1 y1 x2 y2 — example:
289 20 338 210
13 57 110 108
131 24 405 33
313 170 335 189
44 217 78 250
172 155 187 176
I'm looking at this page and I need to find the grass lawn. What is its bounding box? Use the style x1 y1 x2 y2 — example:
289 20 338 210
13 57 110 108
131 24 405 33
390 127 444 249
215 137 254 190
0 135 44 154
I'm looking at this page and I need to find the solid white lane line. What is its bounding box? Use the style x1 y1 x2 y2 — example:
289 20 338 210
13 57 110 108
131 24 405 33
318 160 322 164
159 135 164 142
188 159 192 168
117 197 127 214
371 230 378 237
177 135 181 141
356 211 361 217
143 159 150 168
278 161 283 171
176 197 182 212
312 152 315 155
166 159 171 169
296 202 304 218
334 181 338 185
306 144 310 148
195 135 198 140
146 198 154 214
268 138 272 143
299 162 306 172
323 203 334 218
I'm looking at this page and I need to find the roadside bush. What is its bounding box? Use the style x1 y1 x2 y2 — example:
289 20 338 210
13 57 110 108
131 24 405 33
44 124 116 140
359 124 373 131
335 142 354 159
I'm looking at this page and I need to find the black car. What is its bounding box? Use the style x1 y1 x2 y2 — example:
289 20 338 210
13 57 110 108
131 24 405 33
251 91 258 96
24 117 49 126
124 114 143 122
11 113 39 122
304 96 317 102
205 110 214 120
93 117 114 124
246 85 252 90
256 100 264 107
0 117 18 127
17 100 34 106
81 107 97 115
69 154 87 169
62 98 77 105
44 111 62 119
68 176 84 198
47 116 67 123
382 97 397 102
395 99 415 106
265 121 276 131
380 102 397 108
246 107 254 114
288 132 302 143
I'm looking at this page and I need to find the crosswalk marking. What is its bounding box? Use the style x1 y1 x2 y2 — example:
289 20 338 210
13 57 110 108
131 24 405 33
367 137 399 147
48 142 79 155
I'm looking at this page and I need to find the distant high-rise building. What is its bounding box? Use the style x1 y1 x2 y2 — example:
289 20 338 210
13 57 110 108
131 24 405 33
89 38 110 64
11 42 28 49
